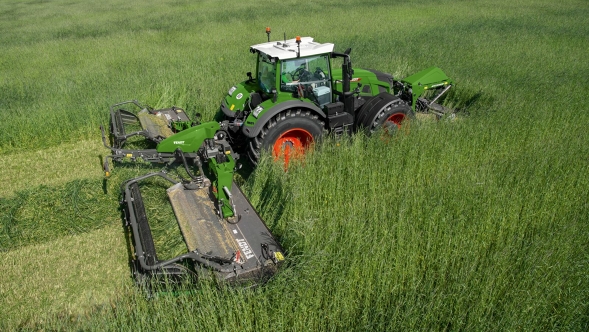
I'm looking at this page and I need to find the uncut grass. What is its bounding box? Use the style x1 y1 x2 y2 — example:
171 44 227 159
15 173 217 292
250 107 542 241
24 124 589 330
3 0 586 153
1 0 588 329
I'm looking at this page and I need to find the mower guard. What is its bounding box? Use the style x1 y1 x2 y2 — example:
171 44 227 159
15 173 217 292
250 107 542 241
109 100 191 149
122 172 284 284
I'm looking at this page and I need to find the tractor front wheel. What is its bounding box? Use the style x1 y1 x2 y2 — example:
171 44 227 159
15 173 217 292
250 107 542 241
248 109 324 166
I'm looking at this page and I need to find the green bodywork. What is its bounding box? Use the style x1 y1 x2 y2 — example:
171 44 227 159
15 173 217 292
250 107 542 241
208 154 236 219
222 52 452 134
223 80 259 115
157 121 220 153
156 121 237 218
400 66 453 109
332 68 393 96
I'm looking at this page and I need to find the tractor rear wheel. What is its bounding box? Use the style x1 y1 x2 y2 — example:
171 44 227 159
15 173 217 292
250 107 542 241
357 93 414 135
248 109 324 166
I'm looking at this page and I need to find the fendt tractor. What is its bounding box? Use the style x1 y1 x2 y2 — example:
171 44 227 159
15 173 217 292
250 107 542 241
101 29 453 287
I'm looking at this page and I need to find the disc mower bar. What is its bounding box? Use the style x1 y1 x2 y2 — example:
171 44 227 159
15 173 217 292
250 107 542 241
122 172 284 283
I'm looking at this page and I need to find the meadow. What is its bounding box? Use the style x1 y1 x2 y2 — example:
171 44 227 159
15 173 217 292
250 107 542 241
0 0 588 330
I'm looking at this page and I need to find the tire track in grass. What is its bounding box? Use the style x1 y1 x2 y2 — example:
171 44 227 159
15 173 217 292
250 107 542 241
0 139 108 197
0 225 131 327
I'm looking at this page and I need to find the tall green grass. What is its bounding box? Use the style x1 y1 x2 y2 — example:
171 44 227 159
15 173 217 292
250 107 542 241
1 0 588 330
6 0 586 153
7 129 587 330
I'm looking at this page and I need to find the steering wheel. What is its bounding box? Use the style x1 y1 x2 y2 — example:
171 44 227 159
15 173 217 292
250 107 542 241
292 67 310 82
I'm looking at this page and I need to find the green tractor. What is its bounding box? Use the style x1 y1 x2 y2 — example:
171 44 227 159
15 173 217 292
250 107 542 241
102 30 453 286
108 31 453 165
220 32 453 165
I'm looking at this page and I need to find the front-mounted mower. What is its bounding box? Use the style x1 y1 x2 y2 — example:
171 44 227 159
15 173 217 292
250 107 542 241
102 29 454 287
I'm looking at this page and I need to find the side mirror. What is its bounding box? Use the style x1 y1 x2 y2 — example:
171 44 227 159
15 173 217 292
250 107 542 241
271 88 277 103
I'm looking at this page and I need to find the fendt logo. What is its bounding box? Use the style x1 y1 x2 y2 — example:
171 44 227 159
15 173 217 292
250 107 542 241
173 141 185 145
236 238 255 259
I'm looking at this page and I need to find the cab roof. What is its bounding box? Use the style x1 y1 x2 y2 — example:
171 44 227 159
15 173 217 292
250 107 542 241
250 37 335 60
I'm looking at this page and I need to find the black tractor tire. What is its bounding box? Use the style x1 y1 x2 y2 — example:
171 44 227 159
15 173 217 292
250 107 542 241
357 92 414 135
248 109 325 165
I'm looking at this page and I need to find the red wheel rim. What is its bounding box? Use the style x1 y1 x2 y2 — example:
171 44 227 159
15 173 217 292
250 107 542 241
385 113 406 129
273 128 314 166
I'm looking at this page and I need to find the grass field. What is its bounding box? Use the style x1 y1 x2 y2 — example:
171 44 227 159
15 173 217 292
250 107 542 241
1 0 588 330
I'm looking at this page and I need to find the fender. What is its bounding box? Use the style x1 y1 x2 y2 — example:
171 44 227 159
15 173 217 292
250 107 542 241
241 100 326 138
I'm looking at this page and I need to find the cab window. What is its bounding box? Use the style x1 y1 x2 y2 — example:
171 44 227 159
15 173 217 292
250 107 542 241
280 55 330 92
258 53 276 94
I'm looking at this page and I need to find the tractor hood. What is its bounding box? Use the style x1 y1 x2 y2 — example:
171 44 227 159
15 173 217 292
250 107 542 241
221 80 257 117
332 68 394 96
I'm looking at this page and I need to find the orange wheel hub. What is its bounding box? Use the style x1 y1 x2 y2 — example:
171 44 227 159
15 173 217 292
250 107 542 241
272 128 314 166
386 113 406 128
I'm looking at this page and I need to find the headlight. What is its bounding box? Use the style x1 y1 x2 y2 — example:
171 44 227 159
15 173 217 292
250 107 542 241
252 105 264 118
228 86 237 96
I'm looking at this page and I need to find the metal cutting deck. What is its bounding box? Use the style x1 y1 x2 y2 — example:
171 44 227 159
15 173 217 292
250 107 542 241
167 183 238 260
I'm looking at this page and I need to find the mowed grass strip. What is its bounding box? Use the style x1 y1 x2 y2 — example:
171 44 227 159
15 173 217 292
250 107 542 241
0 139 107 197
0 225 130 328
0 176 123 251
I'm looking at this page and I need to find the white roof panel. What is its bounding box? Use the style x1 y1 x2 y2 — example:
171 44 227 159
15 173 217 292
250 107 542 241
250 37 335 60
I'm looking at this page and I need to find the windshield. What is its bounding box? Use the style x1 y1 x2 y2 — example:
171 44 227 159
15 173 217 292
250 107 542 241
257 53 276 94
280 55 330 91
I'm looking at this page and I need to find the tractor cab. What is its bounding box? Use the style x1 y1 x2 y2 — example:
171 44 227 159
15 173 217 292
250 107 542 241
279 54 332 107
251 36 335 107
